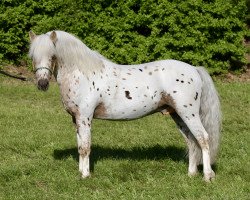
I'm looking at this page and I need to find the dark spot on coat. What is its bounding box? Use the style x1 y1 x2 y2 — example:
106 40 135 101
181 74 184 76
125 91 132 100
192 114 195 117
154 69 159 72
173 91 177 93
149 72 152 75
139 69 143 72
122 78 126 80
189 104 192 106
127 73 131 75
194 92 198 100
181 80 184 83
191 78 193 82
183 105 187 107
176 79 179 82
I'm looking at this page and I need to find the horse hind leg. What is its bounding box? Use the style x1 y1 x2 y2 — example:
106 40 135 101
178 112 215 182
170 112 202 177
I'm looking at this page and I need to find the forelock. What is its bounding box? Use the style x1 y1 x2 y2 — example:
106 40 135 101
29 34 55 59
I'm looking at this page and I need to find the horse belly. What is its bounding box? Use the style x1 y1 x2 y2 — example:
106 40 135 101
95 92 163 120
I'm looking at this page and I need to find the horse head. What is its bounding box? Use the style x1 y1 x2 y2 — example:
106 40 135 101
29 31 58 91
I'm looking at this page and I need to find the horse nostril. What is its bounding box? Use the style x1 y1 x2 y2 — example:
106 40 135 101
37 79 49 91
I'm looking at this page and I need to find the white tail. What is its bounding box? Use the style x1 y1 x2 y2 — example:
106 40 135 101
196 67 222 164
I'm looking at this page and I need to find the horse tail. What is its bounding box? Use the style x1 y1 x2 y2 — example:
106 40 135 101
196 67 222 164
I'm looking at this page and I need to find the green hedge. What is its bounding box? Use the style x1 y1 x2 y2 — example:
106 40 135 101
0 0 249 74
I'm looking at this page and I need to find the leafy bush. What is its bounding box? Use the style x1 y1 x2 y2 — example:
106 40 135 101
0 0 249 73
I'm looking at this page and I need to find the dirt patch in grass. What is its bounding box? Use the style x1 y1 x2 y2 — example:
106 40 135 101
0 65 34 81
221 68 250 82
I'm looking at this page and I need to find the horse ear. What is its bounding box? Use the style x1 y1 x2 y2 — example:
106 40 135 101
29 31 37 42
50 31 58 44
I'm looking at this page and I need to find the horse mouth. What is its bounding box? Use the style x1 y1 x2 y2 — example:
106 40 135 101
37 79 49 91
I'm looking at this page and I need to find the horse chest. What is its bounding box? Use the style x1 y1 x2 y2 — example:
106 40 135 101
58 73 83 116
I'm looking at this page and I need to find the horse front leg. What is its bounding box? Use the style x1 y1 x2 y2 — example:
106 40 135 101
75 115 92 178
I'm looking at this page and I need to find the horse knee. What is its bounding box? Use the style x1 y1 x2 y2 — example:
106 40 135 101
78 146 91 157
196 134 209 150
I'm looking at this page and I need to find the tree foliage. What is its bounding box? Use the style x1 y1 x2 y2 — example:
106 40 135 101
0 0 249 73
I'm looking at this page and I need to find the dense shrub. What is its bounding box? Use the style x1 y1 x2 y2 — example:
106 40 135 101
0 0 249 73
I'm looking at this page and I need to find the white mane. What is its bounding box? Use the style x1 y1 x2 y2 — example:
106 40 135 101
52 31 114 74
30 30 113 74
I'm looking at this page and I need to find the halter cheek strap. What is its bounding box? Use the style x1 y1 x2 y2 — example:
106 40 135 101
35 67 53 75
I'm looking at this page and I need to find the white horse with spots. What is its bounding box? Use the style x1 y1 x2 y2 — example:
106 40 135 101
29 30 221 182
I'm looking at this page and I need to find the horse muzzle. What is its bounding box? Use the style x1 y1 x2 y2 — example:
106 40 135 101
37 79 49 91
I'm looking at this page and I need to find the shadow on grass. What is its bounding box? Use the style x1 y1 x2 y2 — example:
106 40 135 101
54 144 186 172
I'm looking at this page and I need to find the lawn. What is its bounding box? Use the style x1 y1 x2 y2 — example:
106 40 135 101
0 75 249 200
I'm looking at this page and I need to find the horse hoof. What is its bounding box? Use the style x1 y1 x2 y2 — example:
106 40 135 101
79 170 91 179
81 174 91 179
204 171 215 182
188 171 198 177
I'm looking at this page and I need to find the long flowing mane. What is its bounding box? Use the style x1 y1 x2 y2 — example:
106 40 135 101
51 31 111 74
52 31 113 74
30 31 112 74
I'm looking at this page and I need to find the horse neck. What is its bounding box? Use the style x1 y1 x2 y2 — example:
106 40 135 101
55 38 104 76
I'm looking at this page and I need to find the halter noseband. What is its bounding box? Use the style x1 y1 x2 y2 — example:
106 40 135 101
34 67 53 75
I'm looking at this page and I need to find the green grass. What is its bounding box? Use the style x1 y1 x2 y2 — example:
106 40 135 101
0 75 249 200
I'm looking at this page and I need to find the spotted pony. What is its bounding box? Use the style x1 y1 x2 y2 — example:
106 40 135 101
29 30 221 182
